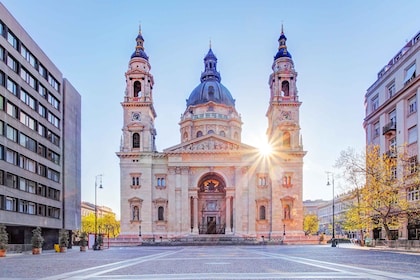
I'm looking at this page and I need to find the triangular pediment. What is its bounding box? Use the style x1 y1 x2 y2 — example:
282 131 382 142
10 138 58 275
163 134 256 153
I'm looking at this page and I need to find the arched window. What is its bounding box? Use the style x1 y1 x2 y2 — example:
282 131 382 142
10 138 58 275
282 81 289 96
183 132 188 141
133 133 140 148
196 131 203 137
234 132 239 140
283 132 290 147
259 205 266 220
208 130 214 134
220 131 225 137
208 86 215 101
133 81 141 97
158 206 164 221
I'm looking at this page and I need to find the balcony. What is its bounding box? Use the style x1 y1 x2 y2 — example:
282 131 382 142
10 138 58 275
382 122 396 135
385 150 397 158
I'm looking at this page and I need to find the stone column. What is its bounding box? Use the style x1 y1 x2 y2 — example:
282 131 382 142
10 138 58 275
226 196 231 234
193 196 199 234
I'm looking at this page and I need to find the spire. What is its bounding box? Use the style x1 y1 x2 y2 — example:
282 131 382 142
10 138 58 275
274 25 292 60
131 24 149 60
200 46 221 82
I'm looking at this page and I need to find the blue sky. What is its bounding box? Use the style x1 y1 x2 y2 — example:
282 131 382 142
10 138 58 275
2 0 420 218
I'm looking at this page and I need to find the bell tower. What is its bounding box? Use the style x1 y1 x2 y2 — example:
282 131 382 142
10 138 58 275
266 25 302 151
266 26 306 235
120 26 157 153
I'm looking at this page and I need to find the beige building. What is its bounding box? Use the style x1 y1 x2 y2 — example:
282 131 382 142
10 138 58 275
0 3 81 248
117 27 306 242
364 30 420 240
81 201 115 219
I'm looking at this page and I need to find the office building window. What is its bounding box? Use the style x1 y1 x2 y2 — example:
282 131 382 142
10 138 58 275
0 71 4 86
47 111 60 128
20 44 36 67
48 93 60 110
20 89 36 110
7 30 18 49
38 103 46 117
373 122 380 138
409 156 418 174
48 74 60 91
408 126 417 144
403 63 416 85
407 186 420 201
6 78 17 95
408 95 417 114
38 84 47 97
38 64 46 78
6 54 17 72
20 67 36 89
371 95 379 111
387 82 396 98
6 102 18 118
6 125 18 142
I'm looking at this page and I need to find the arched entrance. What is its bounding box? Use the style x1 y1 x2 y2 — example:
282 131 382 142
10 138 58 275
197 173 226 234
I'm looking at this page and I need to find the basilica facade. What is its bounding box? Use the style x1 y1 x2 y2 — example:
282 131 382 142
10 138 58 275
116 27 306 241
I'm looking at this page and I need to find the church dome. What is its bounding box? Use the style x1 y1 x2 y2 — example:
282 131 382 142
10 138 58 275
187 80 235 107
186 48 235 107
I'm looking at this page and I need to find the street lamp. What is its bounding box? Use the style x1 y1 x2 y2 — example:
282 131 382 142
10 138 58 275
326 172 336 247
94 174 103 250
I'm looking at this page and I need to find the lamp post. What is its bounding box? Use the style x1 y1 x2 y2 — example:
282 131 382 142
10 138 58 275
326 172 336 247
94 175 103 250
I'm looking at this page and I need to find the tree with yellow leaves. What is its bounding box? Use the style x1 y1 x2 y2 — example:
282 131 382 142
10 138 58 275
81 213 120 238
303 214 319 235
336 145 412 241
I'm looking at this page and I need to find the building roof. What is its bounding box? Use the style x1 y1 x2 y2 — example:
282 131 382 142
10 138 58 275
131 25 149 60
186 48 235 107
274 26 292 60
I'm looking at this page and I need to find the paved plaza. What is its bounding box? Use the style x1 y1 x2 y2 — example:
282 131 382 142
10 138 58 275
1 244 419 279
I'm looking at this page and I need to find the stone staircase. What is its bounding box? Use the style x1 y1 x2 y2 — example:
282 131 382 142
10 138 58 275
105 234 320 247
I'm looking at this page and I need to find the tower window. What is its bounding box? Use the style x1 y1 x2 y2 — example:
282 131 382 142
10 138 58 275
157 177 166 187
258 176 267 186
196 131 203 137
134 81 142 97
282 81 289 96
282 175 292 187
220 131 225 137
132 176 140 186
133 133 140 148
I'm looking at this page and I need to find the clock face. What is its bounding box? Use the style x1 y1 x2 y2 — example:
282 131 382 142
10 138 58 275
281 111 291 120
132 112 141 121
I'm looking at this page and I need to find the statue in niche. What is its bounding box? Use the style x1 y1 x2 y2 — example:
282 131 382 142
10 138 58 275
284 205 291 220
133 206 139 221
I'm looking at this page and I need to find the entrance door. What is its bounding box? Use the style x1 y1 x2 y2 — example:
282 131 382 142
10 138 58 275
207 216 216 234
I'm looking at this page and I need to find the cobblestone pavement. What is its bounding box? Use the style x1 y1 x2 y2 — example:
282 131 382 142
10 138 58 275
1 244 419 279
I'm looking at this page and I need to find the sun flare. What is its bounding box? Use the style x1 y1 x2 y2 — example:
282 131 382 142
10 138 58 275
258 141 273 157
